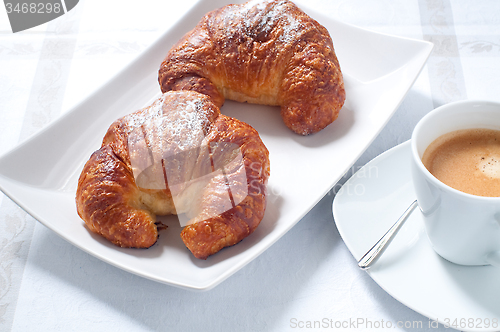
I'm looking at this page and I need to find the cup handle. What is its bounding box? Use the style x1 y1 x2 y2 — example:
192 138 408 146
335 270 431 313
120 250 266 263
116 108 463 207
485 251 500 267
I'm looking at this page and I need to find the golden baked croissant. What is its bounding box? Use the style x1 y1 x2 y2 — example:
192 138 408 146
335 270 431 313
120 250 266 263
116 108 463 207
159 0 345 135
76 91 270 259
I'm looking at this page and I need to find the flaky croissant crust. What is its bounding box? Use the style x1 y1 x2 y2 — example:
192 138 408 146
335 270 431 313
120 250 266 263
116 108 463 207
159 0 345 135
76 91 270 259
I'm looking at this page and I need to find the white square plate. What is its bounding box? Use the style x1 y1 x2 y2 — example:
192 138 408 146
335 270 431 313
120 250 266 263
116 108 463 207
0 0 432 290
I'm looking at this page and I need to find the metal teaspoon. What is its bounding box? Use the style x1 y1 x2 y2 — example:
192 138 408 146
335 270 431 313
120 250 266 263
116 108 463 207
358 200 418 270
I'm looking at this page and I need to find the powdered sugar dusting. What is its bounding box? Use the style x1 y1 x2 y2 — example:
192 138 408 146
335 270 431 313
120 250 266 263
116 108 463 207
218 0 305 45
125 92 214 190
126 92 211 154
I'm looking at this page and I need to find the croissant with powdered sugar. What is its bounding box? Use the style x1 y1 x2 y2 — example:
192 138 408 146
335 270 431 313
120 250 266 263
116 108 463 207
76 91 270 259
159 0 345 135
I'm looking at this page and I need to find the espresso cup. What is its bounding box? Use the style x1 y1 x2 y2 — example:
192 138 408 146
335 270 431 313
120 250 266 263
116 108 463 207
411 100 500 266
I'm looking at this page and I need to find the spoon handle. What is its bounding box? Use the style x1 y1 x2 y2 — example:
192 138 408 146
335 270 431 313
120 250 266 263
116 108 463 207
358 200 418 270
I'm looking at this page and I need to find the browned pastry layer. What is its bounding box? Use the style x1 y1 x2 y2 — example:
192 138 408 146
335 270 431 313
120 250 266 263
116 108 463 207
76 91 270 259
159 0 345 135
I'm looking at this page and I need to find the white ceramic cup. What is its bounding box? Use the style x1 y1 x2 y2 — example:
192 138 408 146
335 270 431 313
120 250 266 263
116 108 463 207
411 100 500 266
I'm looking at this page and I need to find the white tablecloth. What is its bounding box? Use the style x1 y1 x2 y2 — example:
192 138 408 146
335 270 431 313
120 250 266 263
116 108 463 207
1 0 499 331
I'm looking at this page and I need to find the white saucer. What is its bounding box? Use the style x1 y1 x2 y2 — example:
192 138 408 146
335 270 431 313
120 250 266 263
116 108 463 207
333 140 500 332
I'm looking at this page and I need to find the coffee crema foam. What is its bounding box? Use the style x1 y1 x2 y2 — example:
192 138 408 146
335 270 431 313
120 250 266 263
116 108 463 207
422 128 500 197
